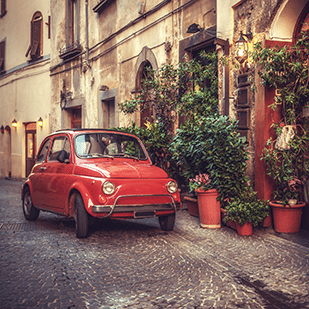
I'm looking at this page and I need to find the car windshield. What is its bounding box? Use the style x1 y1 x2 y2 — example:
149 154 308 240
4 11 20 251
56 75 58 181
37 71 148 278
74 132 148 160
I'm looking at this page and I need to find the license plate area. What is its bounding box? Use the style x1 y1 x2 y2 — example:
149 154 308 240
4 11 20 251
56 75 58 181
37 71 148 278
134 211 156 218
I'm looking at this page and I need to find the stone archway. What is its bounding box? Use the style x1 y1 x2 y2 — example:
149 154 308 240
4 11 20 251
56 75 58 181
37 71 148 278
134 46 158 92
133 46 158 127
269 0 308 42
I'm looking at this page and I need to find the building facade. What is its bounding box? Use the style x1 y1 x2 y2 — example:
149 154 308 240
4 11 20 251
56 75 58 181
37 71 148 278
0 0 51 179
216 0 309 201
49 0 217 134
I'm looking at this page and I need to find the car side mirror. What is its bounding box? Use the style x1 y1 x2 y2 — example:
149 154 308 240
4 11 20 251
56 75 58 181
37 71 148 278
57 150 70 164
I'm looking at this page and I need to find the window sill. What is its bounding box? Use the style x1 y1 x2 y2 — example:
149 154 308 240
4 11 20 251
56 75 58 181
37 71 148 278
59 43 82 60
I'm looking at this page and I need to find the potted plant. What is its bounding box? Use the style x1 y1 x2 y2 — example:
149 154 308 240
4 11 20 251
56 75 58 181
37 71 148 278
188 173 221 228
262 135 306 233
224 189 270 236
252 34 309 233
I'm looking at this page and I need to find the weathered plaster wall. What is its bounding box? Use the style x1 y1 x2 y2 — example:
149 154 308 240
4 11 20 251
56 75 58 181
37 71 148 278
0 0 50 179
50 0 216 133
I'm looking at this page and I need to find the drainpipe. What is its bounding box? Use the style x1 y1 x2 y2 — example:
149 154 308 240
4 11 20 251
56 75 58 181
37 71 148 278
215 38 230 116
85 0 90 68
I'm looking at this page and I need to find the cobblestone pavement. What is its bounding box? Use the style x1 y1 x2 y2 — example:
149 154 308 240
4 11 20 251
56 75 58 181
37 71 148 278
0 179 309 309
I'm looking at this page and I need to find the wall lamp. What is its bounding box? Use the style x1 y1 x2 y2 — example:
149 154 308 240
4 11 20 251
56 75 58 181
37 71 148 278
235 31 253 63
1 125 4 134
37 117 43 128
186 23 203 34
11 119 17 128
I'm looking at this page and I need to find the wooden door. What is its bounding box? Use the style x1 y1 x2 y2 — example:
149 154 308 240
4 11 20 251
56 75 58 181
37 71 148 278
25 123 37 177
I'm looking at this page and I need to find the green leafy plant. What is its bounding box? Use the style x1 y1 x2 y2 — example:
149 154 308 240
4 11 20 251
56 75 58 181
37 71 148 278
171 115 249 203
224 189 270 227
252 33 309 205
118 51 219 185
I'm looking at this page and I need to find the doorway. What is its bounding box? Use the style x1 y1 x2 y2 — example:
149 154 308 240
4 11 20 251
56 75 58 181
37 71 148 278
102 98 115 128
4 126 11 179
25 123 37 177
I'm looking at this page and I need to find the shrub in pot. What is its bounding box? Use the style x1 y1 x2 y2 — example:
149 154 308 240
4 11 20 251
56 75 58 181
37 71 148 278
223 189 270 235
171 115 249 204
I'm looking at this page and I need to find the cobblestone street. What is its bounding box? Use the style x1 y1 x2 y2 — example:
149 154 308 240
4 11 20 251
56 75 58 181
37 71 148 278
0 179 309 309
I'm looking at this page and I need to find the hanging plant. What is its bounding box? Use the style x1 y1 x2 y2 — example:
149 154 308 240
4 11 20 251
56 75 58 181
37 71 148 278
252 32 309 205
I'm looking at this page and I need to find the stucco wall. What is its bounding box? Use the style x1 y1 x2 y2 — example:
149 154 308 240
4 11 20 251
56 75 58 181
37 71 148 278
0 0 51 179
50 0 216 132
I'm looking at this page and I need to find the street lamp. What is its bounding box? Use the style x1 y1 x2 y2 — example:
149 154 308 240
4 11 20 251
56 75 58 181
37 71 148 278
11 119 17 128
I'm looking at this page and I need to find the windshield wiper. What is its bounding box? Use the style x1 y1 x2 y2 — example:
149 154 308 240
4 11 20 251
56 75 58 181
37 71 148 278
80 153 114 159
113 153 140 161
123 154 139 161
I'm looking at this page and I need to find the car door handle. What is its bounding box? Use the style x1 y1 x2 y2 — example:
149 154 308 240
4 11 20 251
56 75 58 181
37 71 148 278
40 166 47 170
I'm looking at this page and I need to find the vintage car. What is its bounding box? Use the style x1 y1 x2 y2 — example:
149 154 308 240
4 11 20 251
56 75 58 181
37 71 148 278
22 129 181 238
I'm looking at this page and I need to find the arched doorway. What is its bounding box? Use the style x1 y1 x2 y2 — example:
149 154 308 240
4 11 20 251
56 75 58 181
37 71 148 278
134 46 158 127
3 126 11 179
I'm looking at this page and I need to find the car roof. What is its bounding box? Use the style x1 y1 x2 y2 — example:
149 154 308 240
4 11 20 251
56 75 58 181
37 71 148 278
50 128 135 138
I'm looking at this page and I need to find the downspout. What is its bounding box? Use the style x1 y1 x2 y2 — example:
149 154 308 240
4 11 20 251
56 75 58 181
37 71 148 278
85 0 90 68
215 38 230 116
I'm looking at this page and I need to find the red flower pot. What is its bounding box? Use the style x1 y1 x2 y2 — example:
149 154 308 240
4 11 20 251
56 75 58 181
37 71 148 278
184 196 199 217
270 201 306 233
236 221 253 236
195 189 221 229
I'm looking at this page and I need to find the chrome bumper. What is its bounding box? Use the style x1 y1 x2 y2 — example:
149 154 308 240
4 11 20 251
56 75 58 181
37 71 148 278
92 194 177 218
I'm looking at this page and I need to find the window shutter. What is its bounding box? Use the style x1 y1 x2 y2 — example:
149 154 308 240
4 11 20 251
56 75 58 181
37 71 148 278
0 40 4 72
31 17 41 58
1 0 6 15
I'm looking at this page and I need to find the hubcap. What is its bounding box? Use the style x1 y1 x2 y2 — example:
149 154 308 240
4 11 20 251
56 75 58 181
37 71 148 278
24 194 32 215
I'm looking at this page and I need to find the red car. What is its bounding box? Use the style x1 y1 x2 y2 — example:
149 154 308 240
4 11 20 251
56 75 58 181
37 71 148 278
22 129 181 238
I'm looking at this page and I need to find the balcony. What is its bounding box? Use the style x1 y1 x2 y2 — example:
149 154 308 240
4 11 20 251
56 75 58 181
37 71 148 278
59 41 82 60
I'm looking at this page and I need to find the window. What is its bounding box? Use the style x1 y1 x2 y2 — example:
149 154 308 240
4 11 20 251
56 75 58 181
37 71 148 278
48 137 70 161
26 12 43 60
0 39 5 74
71 107 82 128
60 0 81 59
102 99 115 129
37 139 51 163
0 0 6 18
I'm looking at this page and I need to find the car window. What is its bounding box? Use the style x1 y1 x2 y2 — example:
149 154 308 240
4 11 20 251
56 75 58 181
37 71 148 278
48 136 70 161
74 133 147 160
37 139 51 163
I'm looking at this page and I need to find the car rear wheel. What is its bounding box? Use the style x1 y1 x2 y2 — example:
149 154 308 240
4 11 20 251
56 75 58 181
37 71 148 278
159 212 175 231
75 193 89 238
22 188 40 221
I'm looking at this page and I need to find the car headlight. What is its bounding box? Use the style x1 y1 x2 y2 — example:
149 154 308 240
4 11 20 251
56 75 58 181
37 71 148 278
167 181 178 194
102 181 115 195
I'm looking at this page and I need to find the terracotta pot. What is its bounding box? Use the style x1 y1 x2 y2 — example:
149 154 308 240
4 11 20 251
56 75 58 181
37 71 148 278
236 221 253 236
195 189 221 229
270 201 306 233
184 196 199 217
259 213 272 228
221 208 237 230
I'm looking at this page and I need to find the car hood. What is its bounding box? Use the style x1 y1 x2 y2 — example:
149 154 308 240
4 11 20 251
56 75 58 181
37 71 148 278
74 161 168 179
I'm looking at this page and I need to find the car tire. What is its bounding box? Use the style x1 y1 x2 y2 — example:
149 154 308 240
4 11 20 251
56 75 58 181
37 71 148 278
75 193 89 238
159 212 175 231
22 188 40 221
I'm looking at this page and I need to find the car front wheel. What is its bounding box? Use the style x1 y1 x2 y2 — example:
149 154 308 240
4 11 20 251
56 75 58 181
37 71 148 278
159 212 175 231
75 193 89 238
22 188 40 221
